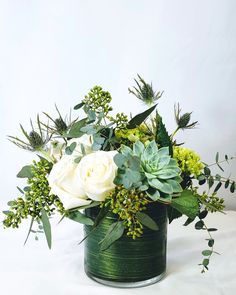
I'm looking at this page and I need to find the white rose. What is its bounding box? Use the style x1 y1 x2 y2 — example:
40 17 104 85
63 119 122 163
77 151 118 201
48 155 90 210
67 134 93 156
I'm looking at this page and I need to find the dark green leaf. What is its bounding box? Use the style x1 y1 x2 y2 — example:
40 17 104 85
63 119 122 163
17 186 24 194
225 154 229 163
167 207 183 223
74 102 84 110
225 179 230 189
171 190 199 219
155 113 173 156
17 165 34 179
67 211 94 225
215 174 221 181
136 212 159 231
199 178 206 185
100 221 125 251
183 217 195 226
203 258 209 266
204 167 211 176
216 162 224 172
3 210 10 215
202 250 212 256
214 182 222 193
208 228 218 232
198 174 206 181
127 104 157 129
41 209 52 249
230 181 235 193
195 220 204 230
199 210 208 220
208 176 214 189
93 206 109 227
208 239 214 247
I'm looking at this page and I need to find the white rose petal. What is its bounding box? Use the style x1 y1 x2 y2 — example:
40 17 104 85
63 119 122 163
48 155 90 210
77 151 118 201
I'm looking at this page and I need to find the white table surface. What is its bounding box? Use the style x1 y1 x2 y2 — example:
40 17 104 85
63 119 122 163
0 211 236 295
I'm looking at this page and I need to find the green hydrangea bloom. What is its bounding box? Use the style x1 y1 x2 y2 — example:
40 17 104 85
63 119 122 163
173 146 204 177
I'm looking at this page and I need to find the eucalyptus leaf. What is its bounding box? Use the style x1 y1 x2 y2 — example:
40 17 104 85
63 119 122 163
66 118 87 138
65 142 77 155
17 165 34 179
67 211 94 225
136 212 159 231
202 250 212 256
74 102 84 110
100 221 125 251
41 209 52 249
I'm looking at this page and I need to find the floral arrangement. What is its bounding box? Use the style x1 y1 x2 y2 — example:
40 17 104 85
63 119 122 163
3 75 235 273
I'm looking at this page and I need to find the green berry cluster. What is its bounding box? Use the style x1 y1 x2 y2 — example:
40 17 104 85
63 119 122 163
108 112 129 129
199 192 225 213
3 159 64 229
83 86 113 116
103 186 150 239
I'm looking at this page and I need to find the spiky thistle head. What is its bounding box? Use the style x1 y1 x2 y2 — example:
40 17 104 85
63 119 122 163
174 103 198 130
128 74 163 106
8 115 50 152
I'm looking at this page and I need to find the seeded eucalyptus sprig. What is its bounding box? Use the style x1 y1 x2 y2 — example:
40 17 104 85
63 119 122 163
129 74 163 106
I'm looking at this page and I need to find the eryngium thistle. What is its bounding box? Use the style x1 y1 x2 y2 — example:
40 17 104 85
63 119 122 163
174 103 198 130
128 74 163 106
29 131 44 149
54 118 67 134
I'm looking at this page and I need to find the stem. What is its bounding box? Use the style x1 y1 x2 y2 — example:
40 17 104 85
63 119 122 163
207 157 236 168
170 127 180 139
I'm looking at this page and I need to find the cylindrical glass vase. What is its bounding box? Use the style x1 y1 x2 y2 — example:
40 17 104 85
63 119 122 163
84 203 167 288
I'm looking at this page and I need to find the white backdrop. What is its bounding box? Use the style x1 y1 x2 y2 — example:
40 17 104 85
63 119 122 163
0 0 236 212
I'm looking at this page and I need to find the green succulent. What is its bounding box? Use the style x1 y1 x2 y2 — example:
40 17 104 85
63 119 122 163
114 140 182 202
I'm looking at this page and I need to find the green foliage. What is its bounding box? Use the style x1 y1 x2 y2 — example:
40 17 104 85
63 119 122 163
155 113 173 156
100 221 125 251
17 165 34 179
136 212 159 231
3 159 64 231
103 186 150 239
66 118 87 138
167 207 183 223
127 104 157 129
41 208 52 249
171 190 199 219
66 210 94 225
65 142 77 155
